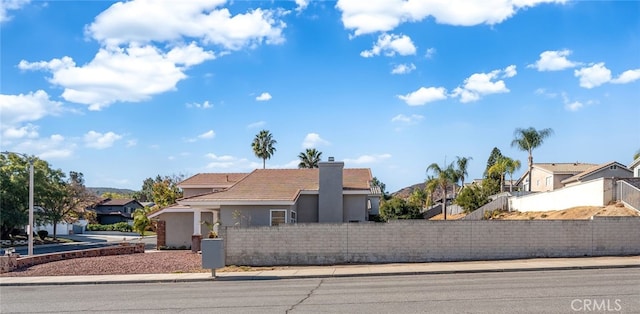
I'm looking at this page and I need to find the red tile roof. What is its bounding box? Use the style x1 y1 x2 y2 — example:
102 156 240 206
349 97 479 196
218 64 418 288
179 173 248 187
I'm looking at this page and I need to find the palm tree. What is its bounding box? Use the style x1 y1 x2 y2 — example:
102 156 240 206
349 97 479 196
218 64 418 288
298 148 322 168
424 176 438 207
511 127 554 191
455 156 473 195
427 162 457 220
251 129 277 169
634 149 640 160
504 158 521 192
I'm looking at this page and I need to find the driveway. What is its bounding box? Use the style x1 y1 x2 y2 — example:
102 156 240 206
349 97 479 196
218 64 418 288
1 233 157 256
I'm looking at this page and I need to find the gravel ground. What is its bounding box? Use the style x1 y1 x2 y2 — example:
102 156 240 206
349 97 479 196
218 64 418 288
1 251 208 277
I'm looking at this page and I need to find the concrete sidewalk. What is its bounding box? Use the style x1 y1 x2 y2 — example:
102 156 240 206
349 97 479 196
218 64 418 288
2 256 638 286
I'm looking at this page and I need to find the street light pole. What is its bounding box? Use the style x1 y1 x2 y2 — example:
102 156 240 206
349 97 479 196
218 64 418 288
2 151 35 256
28 158 34 256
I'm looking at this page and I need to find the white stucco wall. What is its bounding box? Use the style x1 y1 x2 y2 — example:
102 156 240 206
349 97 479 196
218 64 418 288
510 178 613 212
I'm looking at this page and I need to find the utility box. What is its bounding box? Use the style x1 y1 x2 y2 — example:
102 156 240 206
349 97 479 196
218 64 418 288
201 238 225 277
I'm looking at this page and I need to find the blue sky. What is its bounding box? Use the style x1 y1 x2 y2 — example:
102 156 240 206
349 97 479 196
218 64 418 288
1 0 639 193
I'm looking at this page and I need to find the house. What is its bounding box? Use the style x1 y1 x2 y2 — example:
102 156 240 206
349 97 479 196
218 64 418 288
516 162 597 192
91 198 143 225
630 157 640 177
149 159 381 249
560 161 633 186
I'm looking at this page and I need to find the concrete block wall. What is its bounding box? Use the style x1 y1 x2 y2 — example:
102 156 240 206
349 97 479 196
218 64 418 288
223 218 640 266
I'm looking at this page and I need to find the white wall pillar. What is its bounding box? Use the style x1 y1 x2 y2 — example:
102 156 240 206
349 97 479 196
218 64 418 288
193 208 202 235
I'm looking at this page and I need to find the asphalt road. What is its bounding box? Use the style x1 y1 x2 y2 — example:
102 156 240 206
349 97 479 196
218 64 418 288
2 268 639 313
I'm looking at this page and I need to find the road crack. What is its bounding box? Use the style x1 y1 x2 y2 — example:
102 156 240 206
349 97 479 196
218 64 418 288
286 279 324 313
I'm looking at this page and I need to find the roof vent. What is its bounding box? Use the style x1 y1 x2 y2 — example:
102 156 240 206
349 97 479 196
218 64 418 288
328 157 335 162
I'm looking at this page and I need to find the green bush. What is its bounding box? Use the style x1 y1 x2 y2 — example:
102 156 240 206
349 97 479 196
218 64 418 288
86 222 133 232
37 230 48 240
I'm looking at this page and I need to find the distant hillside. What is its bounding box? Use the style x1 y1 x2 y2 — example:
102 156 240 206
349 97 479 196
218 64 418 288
391 183 426 199
87 187 137 197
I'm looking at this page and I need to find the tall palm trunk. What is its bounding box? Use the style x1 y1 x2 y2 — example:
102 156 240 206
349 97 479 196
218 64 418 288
442 183 447 221
527 153 533 192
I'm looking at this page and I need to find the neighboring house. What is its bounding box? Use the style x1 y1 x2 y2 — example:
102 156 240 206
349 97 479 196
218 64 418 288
149 159 381 249
516 162 597 192
630 157 640 177
91 198 143 225
560 161 632 186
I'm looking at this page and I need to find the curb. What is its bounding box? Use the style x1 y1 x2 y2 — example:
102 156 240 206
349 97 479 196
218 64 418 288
2 263 638 287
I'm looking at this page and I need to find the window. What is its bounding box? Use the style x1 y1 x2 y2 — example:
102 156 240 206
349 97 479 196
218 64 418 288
610 165 617 170
545 176 551 186
536 179 540 187
270 210 286 226
290 211 297 224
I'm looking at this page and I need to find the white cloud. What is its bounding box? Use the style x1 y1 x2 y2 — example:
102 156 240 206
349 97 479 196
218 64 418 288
528 49 579 71
425 47 436 59
360 33 416 57
302 133 330 148
84 130 122 149
503 65 517 78
397 87 447 106
295 0 309 12
255 92 272 101
247 121 266 129
10 134 74 160
87 0 286 50
344 153 392 165
186 100 213 109
611 69 640 84
205 153 260 170
564 101 583 112
451 65 515 103
336 0 566 36
20 44 215 110
2 123 38 140
574 63 612 89
391 114 424 124
0 0 30 23
391 63 416 75
126 139 137 147
0 90 63 126
198 130 216 139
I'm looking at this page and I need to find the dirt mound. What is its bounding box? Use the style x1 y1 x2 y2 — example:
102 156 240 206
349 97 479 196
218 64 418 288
494 204 639 220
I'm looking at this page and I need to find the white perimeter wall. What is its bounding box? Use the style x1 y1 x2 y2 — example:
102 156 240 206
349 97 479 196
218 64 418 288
220 217 640 266
509 178 613 212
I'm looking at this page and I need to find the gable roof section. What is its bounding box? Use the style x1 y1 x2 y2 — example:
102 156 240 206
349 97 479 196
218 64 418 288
180 168 372 205
179 173 248 188
515 162 597 185
97 198 141 207
560 161 631 184
630 157 640 170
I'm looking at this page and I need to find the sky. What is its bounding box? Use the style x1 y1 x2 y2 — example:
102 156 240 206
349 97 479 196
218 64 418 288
1 0 639 193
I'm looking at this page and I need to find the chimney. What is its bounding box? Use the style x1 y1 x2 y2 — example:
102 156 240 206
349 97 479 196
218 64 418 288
318 158 344 223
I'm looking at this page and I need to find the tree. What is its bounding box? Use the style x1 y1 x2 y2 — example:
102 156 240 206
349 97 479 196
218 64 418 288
487 157 508 193
455 156 473 195
424 176 438 207
39 171 97 239
152 175 184 208
511 127 554 191
251 129 277 169
0 153 30 239
634 149 640 160
298 148 322 168
484 147 503 178
455 180 495 213
380 196 422 220
371 177 389 200
426 162 458 220
133 206 152 236
504 158 522 193
136 177 156 202
407 188 427 209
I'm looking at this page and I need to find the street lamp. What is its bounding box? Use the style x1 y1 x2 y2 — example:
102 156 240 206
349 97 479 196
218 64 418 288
1 151 35 256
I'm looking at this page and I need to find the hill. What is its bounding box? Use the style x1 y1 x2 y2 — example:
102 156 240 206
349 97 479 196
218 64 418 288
391 182 425 199
87 187 137 197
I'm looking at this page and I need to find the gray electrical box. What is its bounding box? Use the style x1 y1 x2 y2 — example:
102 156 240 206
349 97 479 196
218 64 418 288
202 238 225 272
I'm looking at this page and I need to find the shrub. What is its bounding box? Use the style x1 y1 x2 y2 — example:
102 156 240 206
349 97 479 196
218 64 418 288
86 222 133 232
37 230 48 240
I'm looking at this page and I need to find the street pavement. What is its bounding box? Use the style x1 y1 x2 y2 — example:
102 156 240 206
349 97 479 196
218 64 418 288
1 233 157 255
1 255 638 286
